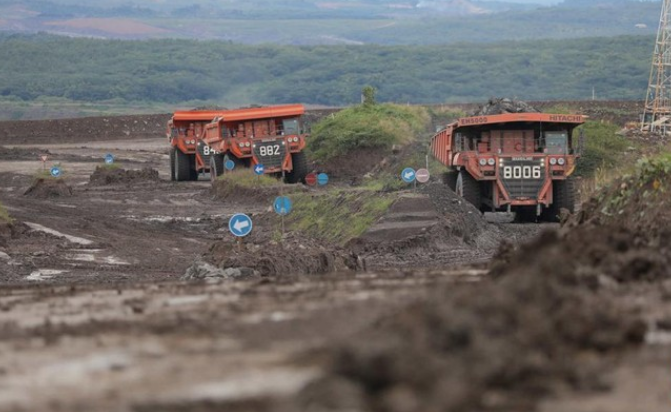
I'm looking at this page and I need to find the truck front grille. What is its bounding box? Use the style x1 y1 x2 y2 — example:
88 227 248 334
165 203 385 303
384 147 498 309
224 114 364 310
253 139 286 170
499 157 546 199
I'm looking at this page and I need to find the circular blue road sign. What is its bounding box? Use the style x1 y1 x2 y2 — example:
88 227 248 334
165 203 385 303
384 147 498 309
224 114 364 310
50 166 61 178
401 167 416 183
274 196 293 216
228 213 253 237
104 153 114 164
254 164 265 175
225 159 236 171
317 173 329 186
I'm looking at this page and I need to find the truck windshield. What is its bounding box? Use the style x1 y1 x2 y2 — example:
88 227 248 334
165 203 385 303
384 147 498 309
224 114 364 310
283 119 299 135
545 132 568 155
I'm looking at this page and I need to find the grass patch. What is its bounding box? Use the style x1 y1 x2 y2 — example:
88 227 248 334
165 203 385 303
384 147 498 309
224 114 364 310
574 121 633 178
217 169 280 187
0 202 12 223
287 189 395 245
308 103 431 162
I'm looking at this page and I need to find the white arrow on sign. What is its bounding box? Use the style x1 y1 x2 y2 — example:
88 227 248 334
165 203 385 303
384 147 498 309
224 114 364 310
233 219 250 233
404 171 414 179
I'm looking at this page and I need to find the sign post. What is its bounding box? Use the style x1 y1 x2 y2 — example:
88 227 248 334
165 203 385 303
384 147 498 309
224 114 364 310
40 155 48 171
415 168 430 184
229 213 253 252
273 196 293 239
317 173 329 186
305 173 317 186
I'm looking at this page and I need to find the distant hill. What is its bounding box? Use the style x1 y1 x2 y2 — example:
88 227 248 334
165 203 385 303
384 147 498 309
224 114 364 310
0 33 653 107
0 0 661 44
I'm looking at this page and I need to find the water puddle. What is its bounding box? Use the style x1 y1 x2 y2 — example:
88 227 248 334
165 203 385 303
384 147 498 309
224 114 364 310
26 269 68 281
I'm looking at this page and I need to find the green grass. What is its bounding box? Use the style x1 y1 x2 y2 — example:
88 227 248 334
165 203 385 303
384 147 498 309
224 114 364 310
574 121 633 178
0 202 11 223
308 103 431 162
217 169 280 187
286 189 395 245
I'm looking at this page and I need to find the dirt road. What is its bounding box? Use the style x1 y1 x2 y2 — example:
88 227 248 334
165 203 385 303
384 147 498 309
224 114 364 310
0 112 668 412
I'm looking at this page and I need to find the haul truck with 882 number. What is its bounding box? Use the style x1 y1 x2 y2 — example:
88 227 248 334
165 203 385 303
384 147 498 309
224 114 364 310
431 112 586 221
168 104 308 183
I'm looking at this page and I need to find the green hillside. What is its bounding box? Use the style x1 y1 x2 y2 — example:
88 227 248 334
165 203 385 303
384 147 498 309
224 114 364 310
0 33 654 114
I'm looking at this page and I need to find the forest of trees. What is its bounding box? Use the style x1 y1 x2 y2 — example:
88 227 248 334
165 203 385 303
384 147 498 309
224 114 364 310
0 33 654 107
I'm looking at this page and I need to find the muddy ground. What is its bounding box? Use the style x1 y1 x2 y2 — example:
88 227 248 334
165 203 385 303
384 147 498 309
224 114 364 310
0 105 668 411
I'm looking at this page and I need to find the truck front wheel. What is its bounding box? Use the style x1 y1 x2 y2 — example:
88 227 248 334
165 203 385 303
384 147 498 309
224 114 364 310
174 149 192 181
210 154 224 183
456 170 481 209
284 152 308 184
169 148 176 181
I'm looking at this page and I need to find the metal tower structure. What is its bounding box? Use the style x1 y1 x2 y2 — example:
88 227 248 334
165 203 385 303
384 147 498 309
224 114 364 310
642 0 671 133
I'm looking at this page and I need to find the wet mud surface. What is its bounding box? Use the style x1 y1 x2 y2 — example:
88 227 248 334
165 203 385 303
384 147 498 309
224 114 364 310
0 108 668 411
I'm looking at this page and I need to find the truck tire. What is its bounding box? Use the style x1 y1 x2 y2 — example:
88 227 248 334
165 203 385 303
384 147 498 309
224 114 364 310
456 170 481 209
210 154 224 183
169 148 176 181
284 152 308 184
174 149 191 182
553 177 577 213
189 155 199 181
542 177 577 222
443 170 458 191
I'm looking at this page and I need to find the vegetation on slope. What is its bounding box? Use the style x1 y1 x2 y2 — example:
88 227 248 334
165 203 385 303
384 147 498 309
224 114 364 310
0 34 653 110
308 99 430 162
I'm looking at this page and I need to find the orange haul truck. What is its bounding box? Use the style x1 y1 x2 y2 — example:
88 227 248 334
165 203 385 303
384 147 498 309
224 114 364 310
168 104 308 183
431 112 586 221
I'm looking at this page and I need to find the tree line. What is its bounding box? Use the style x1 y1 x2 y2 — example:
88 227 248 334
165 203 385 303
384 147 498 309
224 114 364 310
0 33 654 107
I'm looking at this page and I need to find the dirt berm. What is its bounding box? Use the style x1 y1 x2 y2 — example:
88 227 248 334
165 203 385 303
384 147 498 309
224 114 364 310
277 158 671 412
89 166 160 186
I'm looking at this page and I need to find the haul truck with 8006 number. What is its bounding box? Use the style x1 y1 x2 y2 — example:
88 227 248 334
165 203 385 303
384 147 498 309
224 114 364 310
431 112 586 221
168 104 308 183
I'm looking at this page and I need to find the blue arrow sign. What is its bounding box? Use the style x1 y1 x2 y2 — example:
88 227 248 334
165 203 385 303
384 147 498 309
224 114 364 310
274 196 293 216
50 166 61 178
104 153 114 164
228 213 253 237
317 173 329 186
224 159 235 171
401 167 416 183
254 164 265 175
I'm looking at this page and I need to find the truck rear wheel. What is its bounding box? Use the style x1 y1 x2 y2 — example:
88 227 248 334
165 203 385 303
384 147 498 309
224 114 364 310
456 170 481 209
284 152 308 184
169 148 176 181
174 149 192 182
210 154 224 183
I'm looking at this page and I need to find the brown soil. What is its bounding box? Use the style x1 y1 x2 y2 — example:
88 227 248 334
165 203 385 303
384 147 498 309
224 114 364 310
89 166 160 186
205 233 361 277
0 104 668 412
23 178 73 198
211 178 308 204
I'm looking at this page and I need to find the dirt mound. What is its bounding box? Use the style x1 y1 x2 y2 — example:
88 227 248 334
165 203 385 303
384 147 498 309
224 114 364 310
211 178 307 203
471 97 539 116
204 233 360 277
349 183 506 269
23 178 73 198
0 146 50 161
89 166 160 185
293 230 645 412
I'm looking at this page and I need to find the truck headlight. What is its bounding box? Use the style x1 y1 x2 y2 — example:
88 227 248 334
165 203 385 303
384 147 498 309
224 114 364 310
479 158 487 166
245 142 251 148
487 158 495 166
550 157 557 165
558 158 566 166
239 142 245 148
